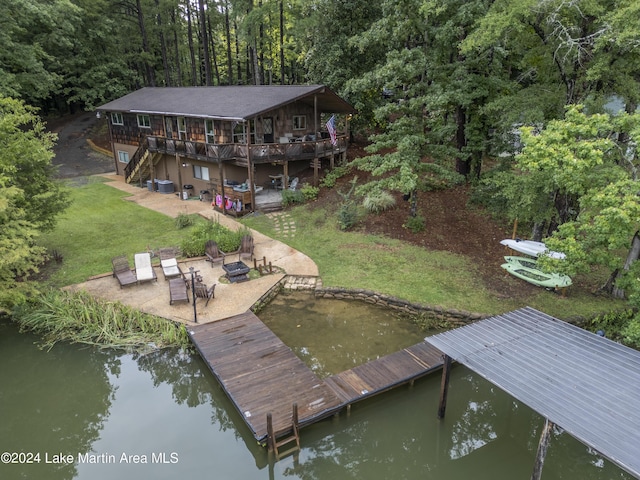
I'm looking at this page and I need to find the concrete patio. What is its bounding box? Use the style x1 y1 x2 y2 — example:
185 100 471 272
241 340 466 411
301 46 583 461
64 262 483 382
66 173 319 325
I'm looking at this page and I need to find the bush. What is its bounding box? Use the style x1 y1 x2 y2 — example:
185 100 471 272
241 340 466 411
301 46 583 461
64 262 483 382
403 214 426 233
337 202 360 231
363 191 396 214
175 212 194 229
300 184 319 201
180 220 246 257
281 189 305 207
320 164 352 188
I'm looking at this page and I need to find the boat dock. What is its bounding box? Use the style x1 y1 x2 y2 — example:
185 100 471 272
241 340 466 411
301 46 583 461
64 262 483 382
188 311 444 445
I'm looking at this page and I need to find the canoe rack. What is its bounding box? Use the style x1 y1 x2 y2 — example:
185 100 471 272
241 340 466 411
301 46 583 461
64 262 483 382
266 403 300 460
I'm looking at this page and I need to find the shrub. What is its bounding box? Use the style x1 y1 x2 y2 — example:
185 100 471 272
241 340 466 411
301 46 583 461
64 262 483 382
363 191 396 214
175 212 194 229
336 177 360 231
281 189 305 207
180 219 246 257
300 184 319 201
337 202 360 230
320 164 352 188
403 214 426 233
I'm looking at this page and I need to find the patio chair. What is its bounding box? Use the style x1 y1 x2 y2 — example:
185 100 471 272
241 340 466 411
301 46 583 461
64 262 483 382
238 235 254 262
111 255 137 288
288 177 299 191
169 277 189 305
157 248 182 280
194 282 216 306
205 240 226 267
134 252 157 283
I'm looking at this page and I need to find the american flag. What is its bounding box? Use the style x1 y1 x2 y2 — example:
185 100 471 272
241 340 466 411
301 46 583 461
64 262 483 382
326 115 337 146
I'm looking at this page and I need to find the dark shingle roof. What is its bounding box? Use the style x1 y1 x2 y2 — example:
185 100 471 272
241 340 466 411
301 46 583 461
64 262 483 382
424 307 640 479
97 85 355 120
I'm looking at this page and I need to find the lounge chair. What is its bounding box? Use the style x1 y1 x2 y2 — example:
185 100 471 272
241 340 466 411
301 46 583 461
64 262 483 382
205 240 226 267
111 255 137 288
169 277 189 305
134 252 157 283
238 235 254 262
194 282 216 306
158 248 182 280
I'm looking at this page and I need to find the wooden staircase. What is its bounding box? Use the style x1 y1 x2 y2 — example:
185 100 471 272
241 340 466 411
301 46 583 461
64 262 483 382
124 140 160 185
266 404 301 460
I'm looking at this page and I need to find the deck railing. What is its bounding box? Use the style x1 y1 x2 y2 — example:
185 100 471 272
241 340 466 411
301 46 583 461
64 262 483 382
145 135 347 164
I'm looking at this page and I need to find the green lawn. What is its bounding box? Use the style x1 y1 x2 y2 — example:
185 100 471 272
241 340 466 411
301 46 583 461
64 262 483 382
38 178 199 287
241 204 623 320
40 178 623 320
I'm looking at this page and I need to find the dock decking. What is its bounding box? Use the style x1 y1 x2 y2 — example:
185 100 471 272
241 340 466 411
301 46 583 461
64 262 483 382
188 311 444 444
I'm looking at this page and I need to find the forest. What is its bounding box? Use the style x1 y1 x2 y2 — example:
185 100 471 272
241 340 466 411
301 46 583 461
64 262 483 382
2 0 640 328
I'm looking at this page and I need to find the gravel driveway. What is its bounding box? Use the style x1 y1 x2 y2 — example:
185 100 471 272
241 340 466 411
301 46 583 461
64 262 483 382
50 111 114 178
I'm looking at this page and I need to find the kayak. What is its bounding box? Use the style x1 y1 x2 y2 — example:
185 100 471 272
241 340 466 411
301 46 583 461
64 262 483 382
501 261 572 289
500 238 566 259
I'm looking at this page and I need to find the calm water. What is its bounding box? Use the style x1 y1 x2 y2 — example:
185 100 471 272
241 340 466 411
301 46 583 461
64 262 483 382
258 291 428 377
0 313 632 480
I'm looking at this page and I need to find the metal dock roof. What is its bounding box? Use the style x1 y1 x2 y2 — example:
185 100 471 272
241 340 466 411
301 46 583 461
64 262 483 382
424 307 640 479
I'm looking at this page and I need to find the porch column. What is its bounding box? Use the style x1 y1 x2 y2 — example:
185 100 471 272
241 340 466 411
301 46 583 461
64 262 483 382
314 95 318 136
246 119 255 211
283 161 289 189
175 153 183 201
218 161 225 215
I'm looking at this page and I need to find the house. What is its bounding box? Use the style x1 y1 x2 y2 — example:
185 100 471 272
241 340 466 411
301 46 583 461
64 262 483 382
96 85 355 214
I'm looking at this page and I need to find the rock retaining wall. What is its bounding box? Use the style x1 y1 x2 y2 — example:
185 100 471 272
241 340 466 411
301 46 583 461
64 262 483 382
251 275 489 326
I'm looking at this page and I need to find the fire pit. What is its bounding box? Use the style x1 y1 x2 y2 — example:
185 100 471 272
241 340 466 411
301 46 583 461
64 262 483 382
222 261 250 283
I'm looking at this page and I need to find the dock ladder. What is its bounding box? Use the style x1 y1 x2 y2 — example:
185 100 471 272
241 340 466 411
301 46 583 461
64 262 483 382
266 403 300 460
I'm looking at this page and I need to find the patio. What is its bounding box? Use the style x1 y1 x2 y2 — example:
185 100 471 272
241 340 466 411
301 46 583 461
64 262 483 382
65 173 319 325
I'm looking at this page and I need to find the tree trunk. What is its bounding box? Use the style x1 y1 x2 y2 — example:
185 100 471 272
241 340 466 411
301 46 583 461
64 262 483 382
454 105 469 176
609 231 640 299
198 0 212 85
171 8 182 86
207 12 221 85
234 20 242 83
279 0 285 84
224 0 233 84
136 0 155 86
154 0 171 86
185 0 197 85
531 222 545 242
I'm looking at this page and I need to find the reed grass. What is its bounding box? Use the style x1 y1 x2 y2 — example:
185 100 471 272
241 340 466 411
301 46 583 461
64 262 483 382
12 289 190 352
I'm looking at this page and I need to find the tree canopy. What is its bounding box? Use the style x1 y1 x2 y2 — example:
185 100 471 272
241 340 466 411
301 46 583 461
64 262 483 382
0 96 69 309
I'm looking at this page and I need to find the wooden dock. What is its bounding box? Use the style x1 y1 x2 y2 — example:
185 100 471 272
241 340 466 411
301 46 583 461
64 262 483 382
188 312 444 445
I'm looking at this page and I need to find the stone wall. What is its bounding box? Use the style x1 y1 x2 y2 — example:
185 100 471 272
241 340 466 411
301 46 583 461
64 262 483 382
251 275 489 326
314 285 488 326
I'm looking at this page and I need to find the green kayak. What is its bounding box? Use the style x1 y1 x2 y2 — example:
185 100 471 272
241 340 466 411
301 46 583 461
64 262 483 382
501 257 572 289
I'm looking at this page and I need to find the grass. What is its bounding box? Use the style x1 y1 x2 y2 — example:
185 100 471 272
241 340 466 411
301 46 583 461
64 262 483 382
38 178 623 322
38 177 203 287
241 205 624 320
13 289 190 352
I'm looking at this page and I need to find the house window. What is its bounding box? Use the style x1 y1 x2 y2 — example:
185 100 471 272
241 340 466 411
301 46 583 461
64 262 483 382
233 122 245 143
293 115 306 130
178 117 187 139
111 112 123 125
117 151 130 164
193 165 210 181
137 114 151 128
205 119 216 144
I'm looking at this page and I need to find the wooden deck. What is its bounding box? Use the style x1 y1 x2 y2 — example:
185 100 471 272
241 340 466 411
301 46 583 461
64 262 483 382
188 312 444 444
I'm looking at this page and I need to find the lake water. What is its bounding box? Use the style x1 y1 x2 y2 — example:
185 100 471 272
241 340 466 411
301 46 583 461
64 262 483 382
0 312 632 480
